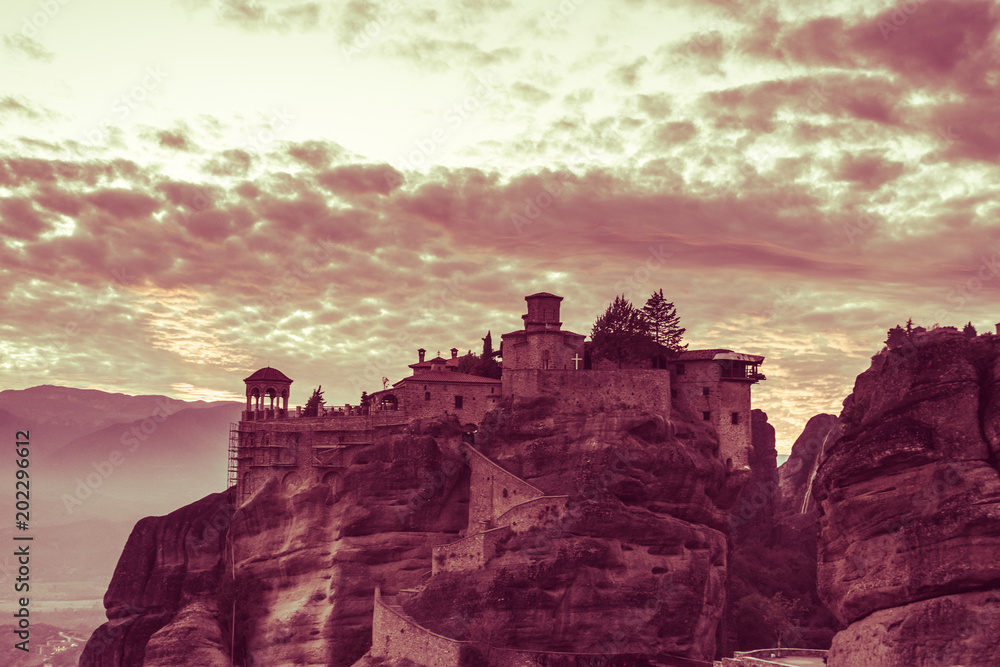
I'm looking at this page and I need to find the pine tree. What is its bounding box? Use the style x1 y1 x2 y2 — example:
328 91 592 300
963 321 977 337
482 331 495 358
591 295 656 368
642 289 687 354
304 385 324 417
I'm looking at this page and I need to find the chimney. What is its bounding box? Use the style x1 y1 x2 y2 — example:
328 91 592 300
451 348 458 359
418 348 426 363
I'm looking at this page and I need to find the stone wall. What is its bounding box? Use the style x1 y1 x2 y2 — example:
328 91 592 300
494 495 570 535
503 369 671 416
671 363 752 469
235 414 408 501
372 589 715 667
387 380 500 426
466 444 545 531
431 525 512 575
371 589 466 667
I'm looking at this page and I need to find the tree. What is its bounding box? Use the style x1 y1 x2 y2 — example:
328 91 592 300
885 325 907 348
304 385 324 417
964 321 977 337
905 318 914 335
482 331 497 358
642 289 687 354
591 295 656 368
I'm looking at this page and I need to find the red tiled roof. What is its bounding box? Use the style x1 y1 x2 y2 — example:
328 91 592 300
526 292 562 299
398 370 501 385
244 367 293 383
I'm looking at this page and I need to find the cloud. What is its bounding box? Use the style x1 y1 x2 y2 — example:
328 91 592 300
3 34 54 62
213 0 322 31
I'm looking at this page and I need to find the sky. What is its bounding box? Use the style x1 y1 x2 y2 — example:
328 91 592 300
1 0 999 451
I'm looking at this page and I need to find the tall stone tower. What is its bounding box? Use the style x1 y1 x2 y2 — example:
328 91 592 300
501 293 586 397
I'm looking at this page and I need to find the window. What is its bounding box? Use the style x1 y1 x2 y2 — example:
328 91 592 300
702 411 711 421
731 412 740 425
670 389 677 399
676 363 686 375
702 387 710 396
424 392 430 401
455 395 463 409
490 387 495 394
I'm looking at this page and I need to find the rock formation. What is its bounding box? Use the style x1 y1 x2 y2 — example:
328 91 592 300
776 413 838 518
82 385 750 665
813 333 1000 666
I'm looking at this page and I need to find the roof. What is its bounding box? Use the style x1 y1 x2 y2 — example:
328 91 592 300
676 349 765 363
525 292 562 300
397 370 501 385
244 367 293 383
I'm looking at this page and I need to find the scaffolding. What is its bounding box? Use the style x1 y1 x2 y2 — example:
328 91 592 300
227 422 239 490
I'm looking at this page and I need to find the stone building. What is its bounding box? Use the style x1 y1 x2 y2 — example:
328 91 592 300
669 349 765 469
231 292 766 501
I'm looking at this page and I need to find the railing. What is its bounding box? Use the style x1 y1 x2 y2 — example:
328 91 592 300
241 405 406 422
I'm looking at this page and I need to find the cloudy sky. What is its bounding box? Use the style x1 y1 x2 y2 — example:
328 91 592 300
1 0 998 450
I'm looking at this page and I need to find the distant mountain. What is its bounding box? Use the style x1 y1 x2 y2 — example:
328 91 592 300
0 385 236 451
0 385 242 638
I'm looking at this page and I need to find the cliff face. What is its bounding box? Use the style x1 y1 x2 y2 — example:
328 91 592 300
776 413 838 518
82 421 470 667
80 490 232 667
399 394 743 661
83 391 748 665
814 334 1000 666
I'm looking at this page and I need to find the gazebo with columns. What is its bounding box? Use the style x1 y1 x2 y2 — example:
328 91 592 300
243 367 293 420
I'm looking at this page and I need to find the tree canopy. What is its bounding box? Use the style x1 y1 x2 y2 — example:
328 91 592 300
590 292 687 368
304 385 324 417
642 289 687 354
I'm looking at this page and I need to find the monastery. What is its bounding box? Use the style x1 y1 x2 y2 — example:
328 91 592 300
230 292 765 502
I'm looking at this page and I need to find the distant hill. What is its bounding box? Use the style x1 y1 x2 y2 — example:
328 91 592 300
0 384 235 451
0 385 242 643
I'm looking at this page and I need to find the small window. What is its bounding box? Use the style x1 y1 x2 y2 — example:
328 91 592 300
702 411 711 421
731 412 740 425
424 392 430 401
670 389 677 399
423 385 427 390
676 363 686 375
455 395 463 409
490 387 495 394
702 387 710 396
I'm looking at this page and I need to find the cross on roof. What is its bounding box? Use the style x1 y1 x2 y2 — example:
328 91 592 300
572 354 583 370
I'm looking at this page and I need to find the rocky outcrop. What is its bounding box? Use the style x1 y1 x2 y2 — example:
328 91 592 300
83 391 749 665
80 490 233 666
776 414 838 518
729 409 777 544
397 395 744 662
814 333 1000 666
